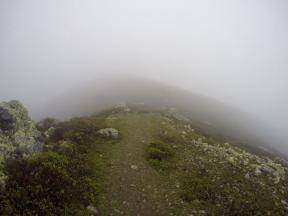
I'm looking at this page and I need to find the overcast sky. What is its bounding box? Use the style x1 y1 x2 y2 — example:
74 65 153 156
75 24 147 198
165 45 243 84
0 0 287 136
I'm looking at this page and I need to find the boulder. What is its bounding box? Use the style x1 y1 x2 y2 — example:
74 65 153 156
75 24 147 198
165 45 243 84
97 128 119 139
0 100 43 188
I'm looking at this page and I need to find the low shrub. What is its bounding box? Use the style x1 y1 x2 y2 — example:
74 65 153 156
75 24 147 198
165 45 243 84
145 141 175 171
1 152 72 215
146 142 174 161
0 115 109 215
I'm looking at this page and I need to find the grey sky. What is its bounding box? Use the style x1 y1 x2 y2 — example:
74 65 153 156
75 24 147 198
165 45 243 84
0 0 287 138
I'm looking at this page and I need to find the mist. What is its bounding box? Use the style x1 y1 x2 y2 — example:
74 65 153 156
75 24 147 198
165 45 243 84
0 1 287 155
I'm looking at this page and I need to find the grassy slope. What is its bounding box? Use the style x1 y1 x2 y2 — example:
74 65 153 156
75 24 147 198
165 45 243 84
144 112 288 216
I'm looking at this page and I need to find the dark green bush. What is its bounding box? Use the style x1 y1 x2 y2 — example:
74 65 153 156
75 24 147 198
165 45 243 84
49 116 105 143
146 142 174 161
0 115 109 215
1 152 72 215
145 141 176 172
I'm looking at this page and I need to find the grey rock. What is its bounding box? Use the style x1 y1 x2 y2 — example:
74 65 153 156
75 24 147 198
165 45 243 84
97 128 119 139
130 165 138 170
87 205 99 215
0 100 43 189
0 108 14 131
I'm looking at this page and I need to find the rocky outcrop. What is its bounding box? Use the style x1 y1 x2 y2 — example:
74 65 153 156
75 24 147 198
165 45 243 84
164 107 191 123
114 102 131 113
0 100 43 188
191 138 287 184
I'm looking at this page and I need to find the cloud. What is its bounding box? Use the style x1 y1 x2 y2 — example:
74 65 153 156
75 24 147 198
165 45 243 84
0 0 287 153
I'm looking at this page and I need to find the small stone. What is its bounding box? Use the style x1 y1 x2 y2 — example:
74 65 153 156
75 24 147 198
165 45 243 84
255 167 262 176
131 165 138 170
87 205 99 215
227 157 235 164
274 175 281 184
245 172 250 179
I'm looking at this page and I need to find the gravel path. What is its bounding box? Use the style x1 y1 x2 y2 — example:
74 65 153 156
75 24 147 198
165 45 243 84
100 114 174 216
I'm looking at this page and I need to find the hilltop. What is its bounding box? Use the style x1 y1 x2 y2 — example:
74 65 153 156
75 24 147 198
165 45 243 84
0 103 288 215
33 77 286 159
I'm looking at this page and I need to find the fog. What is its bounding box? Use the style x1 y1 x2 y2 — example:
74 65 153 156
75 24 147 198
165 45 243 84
0 1 287 155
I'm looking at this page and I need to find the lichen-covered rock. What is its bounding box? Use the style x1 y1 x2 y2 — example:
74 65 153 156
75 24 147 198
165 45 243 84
192 137 287 184
114 102 131 112
164 107 191 122
97 128 119 139
0 100 43 188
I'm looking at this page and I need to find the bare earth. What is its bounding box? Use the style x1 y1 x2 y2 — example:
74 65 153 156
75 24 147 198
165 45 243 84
99 114 182 216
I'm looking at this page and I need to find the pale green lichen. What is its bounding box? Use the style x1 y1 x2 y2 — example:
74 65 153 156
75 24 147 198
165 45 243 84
0 100 43 189
193 139 287 184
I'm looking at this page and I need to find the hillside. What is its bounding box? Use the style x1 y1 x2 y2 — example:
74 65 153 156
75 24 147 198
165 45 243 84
33 77 286 158
1 105 288 215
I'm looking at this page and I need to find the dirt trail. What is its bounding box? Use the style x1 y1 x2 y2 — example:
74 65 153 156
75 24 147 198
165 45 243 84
100 114 174 216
